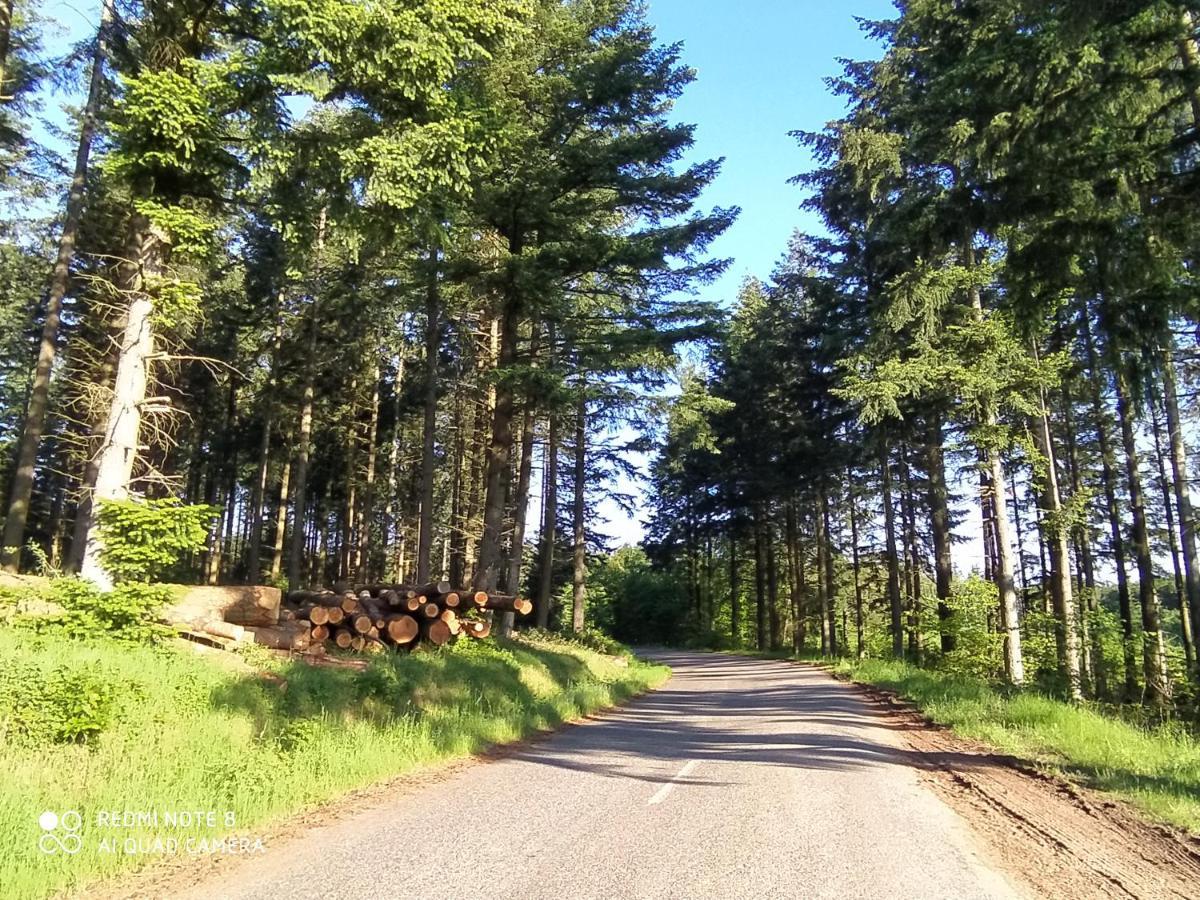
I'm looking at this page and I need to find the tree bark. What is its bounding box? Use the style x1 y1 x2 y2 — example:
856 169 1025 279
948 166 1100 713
847 468 865 658
729 528 740 644
881 444 904 658
357 359 381 580
753 510 767 651
964 229 1024 685
474 297 519 591
269 442 290 581
1163 342 1200 683
79 211 166 589
1030 361 1083 700
245 291 284 583
1081 306 1137 699
286 205 326 592
1 0 113 572
570 395 586 634
416 247 441 583
535 407 558 628
925 415 956 652
499 398 536 637
1113 363 1170 706
820 485 838 656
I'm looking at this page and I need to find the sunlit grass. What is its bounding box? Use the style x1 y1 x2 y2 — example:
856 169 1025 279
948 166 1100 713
826 656 1200 833
0 630 668 900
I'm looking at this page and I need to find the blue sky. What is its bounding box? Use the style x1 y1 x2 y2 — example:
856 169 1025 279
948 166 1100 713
590 1 897 548
644 0 896 306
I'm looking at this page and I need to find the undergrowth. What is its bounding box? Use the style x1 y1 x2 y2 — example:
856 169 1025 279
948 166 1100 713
0 629 667 900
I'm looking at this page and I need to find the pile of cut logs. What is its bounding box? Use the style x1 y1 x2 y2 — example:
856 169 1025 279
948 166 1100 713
279 581 533 655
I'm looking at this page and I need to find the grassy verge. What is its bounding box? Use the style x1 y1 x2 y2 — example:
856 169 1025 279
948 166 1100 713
818 655 1200 833
0 629 668 900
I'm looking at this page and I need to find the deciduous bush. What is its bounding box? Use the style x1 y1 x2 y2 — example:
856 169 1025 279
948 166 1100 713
0 660 118 744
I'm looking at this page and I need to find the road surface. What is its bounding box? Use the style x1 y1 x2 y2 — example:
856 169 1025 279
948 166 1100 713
179 651 1017 900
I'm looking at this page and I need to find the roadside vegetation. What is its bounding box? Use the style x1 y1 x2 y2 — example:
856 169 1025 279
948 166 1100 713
0 579 666 900
823 656 1200 834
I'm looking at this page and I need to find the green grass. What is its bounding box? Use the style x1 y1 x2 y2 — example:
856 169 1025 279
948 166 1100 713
822 656 1200 833
0 629 668 900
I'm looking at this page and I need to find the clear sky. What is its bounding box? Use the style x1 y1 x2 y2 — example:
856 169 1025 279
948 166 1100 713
644 0 896 306
590 1 897 549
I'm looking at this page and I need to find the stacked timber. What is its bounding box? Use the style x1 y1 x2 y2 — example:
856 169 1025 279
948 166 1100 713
281 581 531 655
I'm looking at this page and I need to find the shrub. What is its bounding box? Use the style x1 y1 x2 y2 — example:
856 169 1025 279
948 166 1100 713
0 660 118 745
50 578 173 643
95 497 217 583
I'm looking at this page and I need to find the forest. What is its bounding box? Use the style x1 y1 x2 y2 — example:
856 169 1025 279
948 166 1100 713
645 1 1200 712
0 0 733 635
4 0 1200 714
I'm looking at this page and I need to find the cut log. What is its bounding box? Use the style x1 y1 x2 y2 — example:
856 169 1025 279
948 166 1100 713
304 605 330 626
420 602 440 619
333 629 353 649
245 623 311 651
307 642 327 657
384 615 419 645
478 594 530 614
471 591 489 607
415 581 453 598
439 591 462 609
340 594 359 614
461 620 491 639
348 613 374 635
421 619 452 646
349 635 366 652
202 620 246 642
167 585 282 628
325 606 346 625
311 624 329 642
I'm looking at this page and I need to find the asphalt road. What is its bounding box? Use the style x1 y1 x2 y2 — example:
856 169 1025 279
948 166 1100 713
180 651 1017 900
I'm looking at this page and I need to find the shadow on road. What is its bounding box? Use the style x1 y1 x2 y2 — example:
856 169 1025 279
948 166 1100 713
509 651 998 786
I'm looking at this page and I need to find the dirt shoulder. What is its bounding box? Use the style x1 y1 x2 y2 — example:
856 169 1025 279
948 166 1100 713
844 675 1200 899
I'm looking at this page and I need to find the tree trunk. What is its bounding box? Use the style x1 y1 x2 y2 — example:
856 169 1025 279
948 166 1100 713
1030 359 1083 700
925 415 955 652
287 205 326 592
1113 363 1170 706
901 447 922 660
729 528 740 644
535 407 558 628
269 444 290 581
847 468 865 658
416 248 441 583
474 299 518 592
386 349 406 582
499 399 536 637
1 0 113 572
79 211 166 589
753 511 767 651
1060 375 1102 696
820 486 838 656
1081 306 1137 699
882 444 904 658
0 0 14 102
570 395 586 634
1163 342 1200 683
245 292 284 583
1150 388 1192 674
964 246 1023 681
